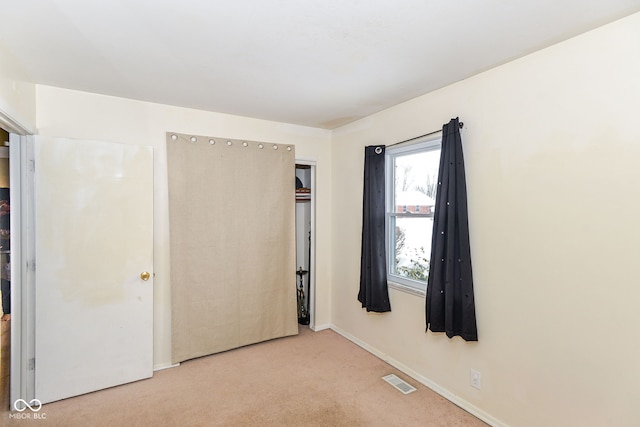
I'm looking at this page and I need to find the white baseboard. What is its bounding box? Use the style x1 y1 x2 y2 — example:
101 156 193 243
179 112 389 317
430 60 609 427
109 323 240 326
310 323 331 332
329 324 508 427
153 362 180 372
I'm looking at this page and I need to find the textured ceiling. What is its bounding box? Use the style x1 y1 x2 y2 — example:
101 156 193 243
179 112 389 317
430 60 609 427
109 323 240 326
2 0 640 128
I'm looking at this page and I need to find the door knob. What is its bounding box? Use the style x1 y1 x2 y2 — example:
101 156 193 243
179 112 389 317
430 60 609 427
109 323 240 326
140 272 151 281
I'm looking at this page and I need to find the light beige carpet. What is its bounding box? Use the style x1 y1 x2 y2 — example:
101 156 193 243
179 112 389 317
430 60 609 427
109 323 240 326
1 326 487 426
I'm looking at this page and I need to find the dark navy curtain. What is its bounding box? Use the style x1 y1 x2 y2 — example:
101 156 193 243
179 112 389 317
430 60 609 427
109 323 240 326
426 118 477 341
358 145 391 312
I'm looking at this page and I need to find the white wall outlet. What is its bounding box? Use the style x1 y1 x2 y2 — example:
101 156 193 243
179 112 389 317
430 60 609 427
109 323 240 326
470 369 482 390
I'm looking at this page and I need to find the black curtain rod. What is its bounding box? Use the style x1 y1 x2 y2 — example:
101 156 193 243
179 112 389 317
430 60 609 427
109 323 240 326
386 121 464 148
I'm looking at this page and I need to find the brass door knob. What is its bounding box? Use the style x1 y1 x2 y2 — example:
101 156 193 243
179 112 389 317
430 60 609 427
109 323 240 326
140 272 151 281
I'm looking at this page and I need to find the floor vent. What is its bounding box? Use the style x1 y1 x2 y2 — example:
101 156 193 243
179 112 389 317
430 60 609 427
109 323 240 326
382 374 417 394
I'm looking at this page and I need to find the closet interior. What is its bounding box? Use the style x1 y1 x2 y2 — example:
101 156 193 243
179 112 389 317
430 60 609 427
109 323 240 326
295 164 313 326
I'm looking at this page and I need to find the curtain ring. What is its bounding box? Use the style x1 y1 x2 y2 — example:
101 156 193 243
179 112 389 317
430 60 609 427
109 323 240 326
375 146 383 155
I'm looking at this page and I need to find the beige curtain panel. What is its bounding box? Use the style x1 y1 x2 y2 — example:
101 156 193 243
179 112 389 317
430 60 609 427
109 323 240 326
167 133 298 364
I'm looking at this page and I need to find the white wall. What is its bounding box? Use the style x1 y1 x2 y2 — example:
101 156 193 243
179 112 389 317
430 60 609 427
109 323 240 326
35 86 332 369
331 12 640 427
0 41 36 132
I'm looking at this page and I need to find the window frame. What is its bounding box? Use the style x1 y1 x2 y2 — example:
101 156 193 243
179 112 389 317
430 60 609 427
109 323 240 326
385 136 441 296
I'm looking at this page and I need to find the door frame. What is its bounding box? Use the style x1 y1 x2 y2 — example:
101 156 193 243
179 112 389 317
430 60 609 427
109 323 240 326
9 135 35 410
0 108 35 410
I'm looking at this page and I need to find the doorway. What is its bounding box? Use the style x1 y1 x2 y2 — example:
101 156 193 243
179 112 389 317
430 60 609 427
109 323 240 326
295 161 315 329
0 126 10 410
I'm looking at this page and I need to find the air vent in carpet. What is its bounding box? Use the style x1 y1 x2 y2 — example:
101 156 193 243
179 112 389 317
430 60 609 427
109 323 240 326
382 374 417 394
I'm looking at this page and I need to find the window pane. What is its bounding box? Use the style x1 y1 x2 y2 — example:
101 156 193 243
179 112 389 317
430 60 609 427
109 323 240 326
387 140 440 290
393 149 440 214
391 216 433 282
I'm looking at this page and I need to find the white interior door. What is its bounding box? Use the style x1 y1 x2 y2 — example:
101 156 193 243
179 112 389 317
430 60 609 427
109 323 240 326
33 136 154 404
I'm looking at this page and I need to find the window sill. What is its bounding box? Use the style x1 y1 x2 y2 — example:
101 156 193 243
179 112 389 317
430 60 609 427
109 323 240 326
388 280 426 298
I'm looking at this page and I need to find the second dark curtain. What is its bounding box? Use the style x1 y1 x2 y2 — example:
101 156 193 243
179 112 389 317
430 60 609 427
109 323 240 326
426 118 478 341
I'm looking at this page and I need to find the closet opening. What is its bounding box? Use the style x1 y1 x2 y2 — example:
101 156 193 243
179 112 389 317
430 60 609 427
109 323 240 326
295 162 315 329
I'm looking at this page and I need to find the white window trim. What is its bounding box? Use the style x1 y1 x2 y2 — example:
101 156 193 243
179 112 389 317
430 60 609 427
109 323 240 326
388 279 427 297
385 136 441 296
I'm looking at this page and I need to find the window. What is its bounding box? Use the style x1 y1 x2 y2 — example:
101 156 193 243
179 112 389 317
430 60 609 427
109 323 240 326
386 137 441 293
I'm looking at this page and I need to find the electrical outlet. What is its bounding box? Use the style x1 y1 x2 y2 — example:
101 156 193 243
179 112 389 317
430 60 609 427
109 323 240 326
470 369 481 390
